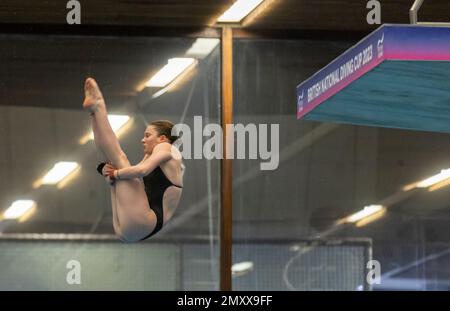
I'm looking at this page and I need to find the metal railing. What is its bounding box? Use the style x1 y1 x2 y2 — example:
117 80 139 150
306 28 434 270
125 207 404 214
410 0 450 26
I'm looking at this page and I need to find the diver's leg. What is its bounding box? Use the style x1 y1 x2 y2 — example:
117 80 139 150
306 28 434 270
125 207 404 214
83 77 129 169
110 180 157 242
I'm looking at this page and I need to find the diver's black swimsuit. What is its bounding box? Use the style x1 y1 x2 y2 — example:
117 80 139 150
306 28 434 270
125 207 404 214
97 163 182 239
141 166 182 239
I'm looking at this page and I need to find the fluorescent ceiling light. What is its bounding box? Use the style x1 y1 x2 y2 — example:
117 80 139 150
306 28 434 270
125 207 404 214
3 200 36 220
185 38 220 59
42 162 79 185
428 178 450 192
146 58 196 88
106 115 130 134
232 261 254 277
217 0 265 23
346 205 385 223
416 169 450 188
355 208 386 227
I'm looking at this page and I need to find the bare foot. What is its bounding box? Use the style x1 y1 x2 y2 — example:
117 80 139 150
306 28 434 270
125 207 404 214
83 77 105 113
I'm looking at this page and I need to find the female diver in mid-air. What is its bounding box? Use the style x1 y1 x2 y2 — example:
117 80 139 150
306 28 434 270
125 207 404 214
83 77 184 242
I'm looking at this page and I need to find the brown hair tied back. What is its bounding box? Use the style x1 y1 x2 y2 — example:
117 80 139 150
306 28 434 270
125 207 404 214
150 120 179 144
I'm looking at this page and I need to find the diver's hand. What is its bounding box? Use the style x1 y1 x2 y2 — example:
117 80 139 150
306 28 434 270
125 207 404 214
103 163 116 176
